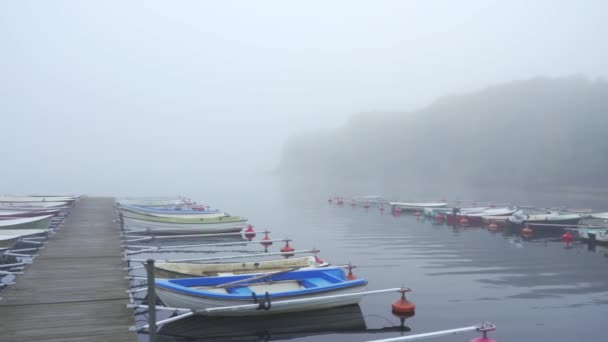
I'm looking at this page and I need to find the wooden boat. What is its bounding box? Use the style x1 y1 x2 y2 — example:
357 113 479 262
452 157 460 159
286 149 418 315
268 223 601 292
155 268 367 316
155 256 329 278
577 228 608 243
389 202 448 212
122 211 247 234
508 210 583 228
0 215 54 230
0 209 61 218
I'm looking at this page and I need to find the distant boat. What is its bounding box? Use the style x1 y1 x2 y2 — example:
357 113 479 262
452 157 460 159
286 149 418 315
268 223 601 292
155 268 368 316
591 212 608 220
447 207 517 225
508 210 583 228
121 211 247 234
389 202 448 212
155 256 329 278
577 228 608 243
0 215 54 230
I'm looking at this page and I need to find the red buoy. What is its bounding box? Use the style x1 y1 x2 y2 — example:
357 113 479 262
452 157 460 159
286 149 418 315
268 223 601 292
435 213 443 222
488 221 498 230
280 240 295 258
243 225 256 241
415 211 421 217
363 203 371 208
394 207 403 214
459 216 469 225
470 323 497 342
392 288 415 315
313 250 325 265
522 224 533 235
260 231 272 248
562 231 574 243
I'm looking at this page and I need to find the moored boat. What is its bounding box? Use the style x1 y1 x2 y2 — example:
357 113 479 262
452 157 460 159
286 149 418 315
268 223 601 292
0 196 77 204
591 212 608 220
121 211 247 234
119 204 223 218
0 209 61 218
577 228 608 244
155 267 367 316
389 202 448 212
508 210 583 229
0 201 70 209
0 215 54 230
0 229 48 249
155 256 329 278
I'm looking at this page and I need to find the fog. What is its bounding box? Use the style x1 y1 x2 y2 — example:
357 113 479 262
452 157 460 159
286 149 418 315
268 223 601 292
1 1 607 197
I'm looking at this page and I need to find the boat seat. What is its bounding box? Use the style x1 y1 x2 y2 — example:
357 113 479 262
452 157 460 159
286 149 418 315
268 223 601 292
300 277 333 288
226 286 253 295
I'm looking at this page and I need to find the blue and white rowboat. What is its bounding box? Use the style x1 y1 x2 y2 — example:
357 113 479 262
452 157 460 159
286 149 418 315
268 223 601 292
155 268 368 316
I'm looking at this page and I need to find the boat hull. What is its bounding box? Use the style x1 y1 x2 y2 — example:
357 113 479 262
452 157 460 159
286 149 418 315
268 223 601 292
0 215 53 230
122 216 246 234
156 283 366 316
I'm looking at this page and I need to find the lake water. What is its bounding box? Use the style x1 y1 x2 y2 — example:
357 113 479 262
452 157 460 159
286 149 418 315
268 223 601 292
130 178 608 342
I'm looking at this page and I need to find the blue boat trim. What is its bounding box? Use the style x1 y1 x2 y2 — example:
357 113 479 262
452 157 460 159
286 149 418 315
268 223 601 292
155 268 368 300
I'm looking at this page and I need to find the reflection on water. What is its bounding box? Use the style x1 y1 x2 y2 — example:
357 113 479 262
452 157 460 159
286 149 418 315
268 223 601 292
133 180 608 342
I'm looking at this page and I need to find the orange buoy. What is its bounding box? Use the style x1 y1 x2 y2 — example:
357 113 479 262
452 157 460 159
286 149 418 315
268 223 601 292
345 263 357 280
280 240 295 258
243 225 256 241
392 287 415 315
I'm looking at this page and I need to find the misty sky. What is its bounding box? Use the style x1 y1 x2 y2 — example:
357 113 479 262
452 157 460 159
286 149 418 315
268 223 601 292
1 1 607 196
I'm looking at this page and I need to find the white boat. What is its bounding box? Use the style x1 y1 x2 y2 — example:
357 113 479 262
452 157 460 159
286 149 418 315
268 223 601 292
389 202 448 211
591 212 608 220
508 210 583 227
577 228 608 243
0 215 54 230
119 205 226 219
465 208 517 217
155 256 329 278
0 201 69 209
122 216 247 234
0 196 77 203
155 268 368 316
116 198 184 207
0 229 48 249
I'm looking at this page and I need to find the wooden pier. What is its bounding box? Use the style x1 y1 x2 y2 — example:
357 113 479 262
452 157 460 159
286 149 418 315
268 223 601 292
0 197 136 342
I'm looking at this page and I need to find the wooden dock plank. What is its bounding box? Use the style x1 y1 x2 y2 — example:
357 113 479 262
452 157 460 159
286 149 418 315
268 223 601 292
0 197 136 342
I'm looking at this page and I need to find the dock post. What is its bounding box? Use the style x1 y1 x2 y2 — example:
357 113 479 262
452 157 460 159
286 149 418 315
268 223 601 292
145 259 157 342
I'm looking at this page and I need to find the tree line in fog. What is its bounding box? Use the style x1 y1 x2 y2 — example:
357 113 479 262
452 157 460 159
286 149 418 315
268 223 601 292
279 77 608 193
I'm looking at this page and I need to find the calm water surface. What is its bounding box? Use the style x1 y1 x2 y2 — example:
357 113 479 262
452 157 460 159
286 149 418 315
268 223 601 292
131 179 608 342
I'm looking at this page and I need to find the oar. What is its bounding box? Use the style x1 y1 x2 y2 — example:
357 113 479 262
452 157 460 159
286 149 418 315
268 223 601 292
213 267 302 289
